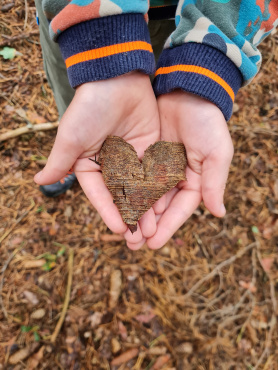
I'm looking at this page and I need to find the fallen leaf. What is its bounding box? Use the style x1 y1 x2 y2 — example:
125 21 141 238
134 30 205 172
99 136 186 233
260 257 274 272
27 346 45 370
175 342 193 355
9 344 39 364
118 321 128 340
150 354 171 369
89 312 103 328
30 308 46 320
239 280 257 293
0 47 22 60
26 112 47 124
148 346 167 356
109 269 122 309
135 313 156 324
111 338 121 354
23 291 39 305
23 259 46 269
110 348 139 366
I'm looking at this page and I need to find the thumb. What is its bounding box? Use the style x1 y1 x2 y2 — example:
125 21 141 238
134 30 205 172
34 126 81 185
201 149 233 217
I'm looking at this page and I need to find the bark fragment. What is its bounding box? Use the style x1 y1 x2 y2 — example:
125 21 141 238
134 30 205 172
98 136 187 233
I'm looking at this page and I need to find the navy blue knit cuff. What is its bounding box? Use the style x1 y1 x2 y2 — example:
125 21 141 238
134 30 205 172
153 43 243 121
57 14 155 88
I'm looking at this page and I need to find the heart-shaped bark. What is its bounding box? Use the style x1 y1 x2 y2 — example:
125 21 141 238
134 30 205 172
99 136 187 233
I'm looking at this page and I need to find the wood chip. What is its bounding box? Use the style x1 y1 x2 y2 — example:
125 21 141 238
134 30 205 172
110 348 139 366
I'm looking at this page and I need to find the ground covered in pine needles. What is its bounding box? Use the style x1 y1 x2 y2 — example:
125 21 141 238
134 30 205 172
0 1 278 369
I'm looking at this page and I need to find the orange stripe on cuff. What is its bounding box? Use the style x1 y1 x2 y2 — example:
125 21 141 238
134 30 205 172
155 65 235 101
65 41 153 68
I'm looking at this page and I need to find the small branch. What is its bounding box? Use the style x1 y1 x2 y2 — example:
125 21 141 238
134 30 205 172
0 31 39 47
0 247 23 319
0 121 59 142
50 248 74 343
176 242 257 301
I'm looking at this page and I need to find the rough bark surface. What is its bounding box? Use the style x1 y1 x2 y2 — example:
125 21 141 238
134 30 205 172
99 136 187 233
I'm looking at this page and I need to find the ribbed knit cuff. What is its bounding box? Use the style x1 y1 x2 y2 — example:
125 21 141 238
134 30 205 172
57 14 155 88
153 43 243 121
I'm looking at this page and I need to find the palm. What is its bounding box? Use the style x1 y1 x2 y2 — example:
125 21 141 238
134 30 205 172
147 91 233 249
34 73 160 248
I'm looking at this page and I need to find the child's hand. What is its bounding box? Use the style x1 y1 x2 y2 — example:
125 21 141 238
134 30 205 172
147 91 234 249
34 72 160 249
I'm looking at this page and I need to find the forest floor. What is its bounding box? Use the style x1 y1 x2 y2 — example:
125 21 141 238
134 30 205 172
0 1 278 369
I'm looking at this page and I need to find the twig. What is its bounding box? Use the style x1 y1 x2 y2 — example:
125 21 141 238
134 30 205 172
24 0 28 29
0 31 40 47
0 121 59 142
0 200 35 245
0 247 23 319
50 248 74 343
175 242 257 301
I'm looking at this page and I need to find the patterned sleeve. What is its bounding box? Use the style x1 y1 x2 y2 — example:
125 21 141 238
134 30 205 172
153 0 278 121
42 0 155 88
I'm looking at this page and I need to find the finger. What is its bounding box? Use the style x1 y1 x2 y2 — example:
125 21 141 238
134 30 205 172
77 171 127 234
124 223 144 244
138 207 157 238
126 238 146 251
153 188 179 215
202 149 233 217
147 170 202 250
34 125 81 185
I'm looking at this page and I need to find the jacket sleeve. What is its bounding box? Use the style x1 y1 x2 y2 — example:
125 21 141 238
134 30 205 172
42 0 155 88
153 0 278 121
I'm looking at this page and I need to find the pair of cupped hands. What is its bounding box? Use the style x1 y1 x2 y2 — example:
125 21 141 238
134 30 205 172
34 72 234 250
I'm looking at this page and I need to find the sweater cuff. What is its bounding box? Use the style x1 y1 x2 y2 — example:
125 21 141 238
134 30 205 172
153 43 243 121
57 14 155 88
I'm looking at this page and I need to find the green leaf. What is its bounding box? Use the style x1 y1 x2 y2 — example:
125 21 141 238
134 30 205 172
21 325 33 333
0 47 17 59
251 226 259 234
42 261 56 271
36 206 44 213
33 332 40 342
57 246 66 257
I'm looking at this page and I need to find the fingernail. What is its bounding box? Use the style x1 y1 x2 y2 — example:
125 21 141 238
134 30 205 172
220 203 226 215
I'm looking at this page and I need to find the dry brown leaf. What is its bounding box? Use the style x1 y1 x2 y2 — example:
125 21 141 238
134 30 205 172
135 312 156 324
99 136 186 233
239 280 257 293
109 269 122 309
118 321 128 340
30 308 46 320
111 338 121 354
23 290 39 305
110 348 139 366
150 354 171 369
23 259 46 269
260 257 274 272
9 344 39 365
148 347 167 356
27 346 45 370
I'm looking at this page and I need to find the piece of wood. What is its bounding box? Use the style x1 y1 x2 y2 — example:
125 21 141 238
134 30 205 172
98 136 187 233
0 121 59 142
